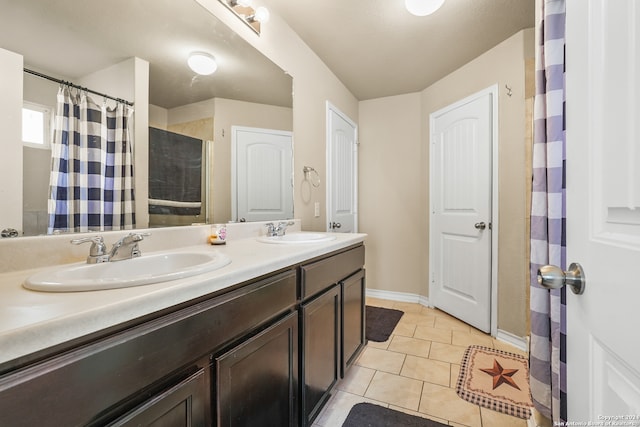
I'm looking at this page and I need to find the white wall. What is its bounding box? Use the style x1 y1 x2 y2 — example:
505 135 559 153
0 48 23 234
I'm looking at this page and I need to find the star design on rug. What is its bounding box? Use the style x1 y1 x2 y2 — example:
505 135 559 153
480 359 521 390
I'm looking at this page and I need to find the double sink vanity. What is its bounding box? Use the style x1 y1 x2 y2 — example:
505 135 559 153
0 222 366 426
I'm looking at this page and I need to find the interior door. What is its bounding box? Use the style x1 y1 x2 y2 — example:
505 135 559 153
327 103 358 233
232 126 293 222
429 88 494 333
564 0 640 418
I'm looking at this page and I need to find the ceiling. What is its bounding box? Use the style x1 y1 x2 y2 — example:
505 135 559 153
0 0 292 109
262 0 535 100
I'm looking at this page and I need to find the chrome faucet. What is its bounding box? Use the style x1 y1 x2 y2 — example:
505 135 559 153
71 232 151 264
265 221 295 237
71 236 110 264
109 232 151 262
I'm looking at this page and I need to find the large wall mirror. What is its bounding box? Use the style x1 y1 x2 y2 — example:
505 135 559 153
0 0 293 236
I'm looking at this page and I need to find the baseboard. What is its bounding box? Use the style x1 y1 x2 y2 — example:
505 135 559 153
496 329 529 353
365 288 429 307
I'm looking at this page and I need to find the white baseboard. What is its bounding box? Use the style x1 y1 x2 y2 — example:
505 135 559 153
496 329 529 353
365 288 430 307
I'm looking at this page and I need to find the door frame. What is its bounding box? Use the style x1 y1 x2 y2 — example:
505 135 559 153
428 84 499 336
325 101 359 233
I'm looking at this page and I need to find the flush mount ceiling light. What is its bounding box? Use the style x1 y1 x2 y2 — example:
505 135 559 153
405 0 446 16
187 52 218 75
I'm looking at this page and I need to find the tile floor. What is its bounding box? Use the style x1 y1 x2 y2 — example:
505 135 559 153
312 298 530 427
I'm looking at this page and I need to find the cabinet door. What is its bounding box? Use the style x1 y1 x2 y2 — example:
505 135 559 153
109 368 207 427
215 312 298 427
301 284 341 426
341 269 365 377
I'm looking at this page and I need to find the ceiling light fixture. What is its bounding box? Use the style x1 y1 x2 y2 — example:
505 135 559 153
187 52 218 75
405 0 446 16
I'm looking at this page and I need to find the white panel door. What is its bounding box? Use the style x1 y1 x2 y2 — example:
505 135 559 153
565 0 640 418
430 89 494 333
327 103 358 233
232 126 293 222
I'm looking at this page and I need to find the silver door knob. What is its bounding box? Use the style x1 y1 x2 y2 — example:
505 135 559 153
331 222 342 229
537 263 586 295
474 222 486 230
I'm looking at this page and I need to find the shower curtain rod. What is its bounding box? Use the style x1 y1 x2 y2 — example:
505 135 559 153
24 68 134 106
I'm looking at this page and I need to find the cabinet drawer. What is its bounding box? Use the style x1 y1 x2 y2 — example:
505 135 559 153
300 245 364 300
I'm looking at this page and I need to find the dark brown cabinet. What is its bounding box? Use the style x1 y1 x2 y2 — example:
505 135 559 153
299 244 365 426
0 244 365 427
341 269 366 376
110 367 208 427
215 311 299 427
300 284 341 424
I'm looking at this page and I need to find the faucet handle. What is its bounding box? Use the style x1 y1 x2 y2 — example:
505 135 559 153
71 236 109 263
71 236 107 256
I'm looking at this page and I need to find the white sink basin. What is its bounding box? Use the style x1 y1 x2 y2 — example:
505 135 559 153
24 251 231 292
257 232 336 244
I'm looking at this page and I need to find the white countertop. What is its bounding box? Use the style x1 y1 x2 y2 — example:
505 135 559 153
0 232 366 368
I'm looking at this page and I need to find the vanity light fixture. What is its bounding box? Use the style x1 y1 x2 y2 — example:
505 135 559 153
405 0 446 16
248 6 270 24
218 0 269 35
188 52 218 75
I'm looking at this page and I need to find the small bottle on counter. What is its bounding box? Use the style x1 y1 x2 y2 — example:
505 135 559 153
209 224 227 245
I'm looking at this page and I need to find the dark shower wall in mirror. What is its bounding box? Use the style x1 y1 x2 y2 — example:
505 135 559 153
148 127 207 228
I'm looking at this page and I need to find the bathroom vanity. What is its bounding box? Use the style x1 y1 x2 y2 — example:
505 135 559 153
0 228 365 427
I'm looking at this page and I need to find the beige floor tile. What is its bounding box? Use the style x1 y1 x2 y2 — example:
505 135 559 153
418 382 482 427
452 330 494 348
364 371 424 411
480 406 529 427
414 325 452 344
400 355 450 387
396 312 436 328
355 347 406 374
366 338 391 349
429 342 467 364
433 315 472 332
337 365 375 396
314 390 387 427
388 405 450 425
450 363 461 388
387 335 432 358
393 301 423 314
392 321 417 337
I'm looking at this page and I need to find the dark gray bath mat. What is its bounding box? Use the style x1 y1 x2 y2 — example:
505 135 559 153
365 305 404 342
342 403 448 427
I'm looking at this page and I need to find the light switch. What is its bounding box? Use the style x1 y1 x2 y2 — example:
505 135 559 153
314 202 320 217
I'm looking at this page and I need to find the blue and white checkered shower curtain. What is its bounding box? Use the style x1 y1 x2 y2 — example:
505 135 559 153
530 0 567 423
47 87 135 234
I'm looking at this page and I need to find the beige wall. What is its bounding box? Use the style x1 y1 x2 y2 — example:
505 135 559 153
359 29 534 337
359 93 424 296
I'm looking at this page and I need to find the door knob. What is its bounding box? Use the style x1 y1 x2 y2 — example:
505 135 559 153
537 263 586 295
474 222 486 230
331 222 342 229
